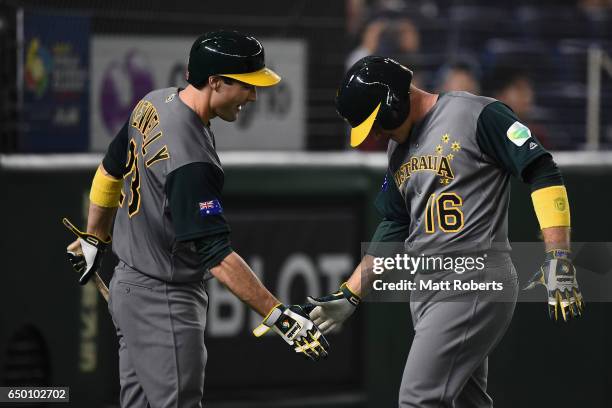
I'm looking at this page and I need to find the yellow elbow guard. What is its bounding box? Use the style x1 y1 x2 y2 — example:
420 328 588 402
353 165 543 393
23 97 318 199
89 167 122 208
531 185 571 229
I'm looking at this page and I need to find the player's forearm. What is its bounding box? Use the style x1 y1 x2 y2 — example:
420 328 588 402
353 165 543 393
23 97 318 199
542 227 570 251
529 184 571 251
523 155 571 252
345 255 378 298
86 203 117 238
210 251 280 316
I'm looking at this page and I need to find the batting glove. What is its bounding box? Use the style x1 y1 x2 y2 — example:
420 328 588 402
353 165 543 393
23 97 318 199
524 249 584 321
63 218 111 285
253 304 330 361
305 282 361 335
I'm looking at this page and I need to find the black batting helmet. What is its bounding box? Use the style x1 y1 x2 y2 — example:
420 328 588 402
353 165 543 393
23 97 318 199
336 56 413 147
187 30 281 88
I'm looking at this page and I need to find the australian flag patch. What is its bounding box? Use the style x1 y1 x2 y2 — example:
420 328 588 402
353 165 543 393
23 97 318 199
199 199 223 217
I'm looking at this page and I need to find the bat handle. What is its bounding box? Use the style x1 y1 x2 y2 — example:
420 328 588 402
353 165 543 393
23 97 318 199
93 273 109 302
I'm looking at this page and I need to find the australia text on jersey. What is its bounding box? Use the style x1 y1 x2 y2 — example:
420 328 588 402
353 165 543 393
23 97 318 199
393 134 461 188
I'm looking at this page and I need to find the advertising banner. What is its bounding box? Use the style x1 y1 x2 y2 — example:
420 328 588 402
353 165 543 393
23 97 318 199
90 36 306 152
21 12 89 152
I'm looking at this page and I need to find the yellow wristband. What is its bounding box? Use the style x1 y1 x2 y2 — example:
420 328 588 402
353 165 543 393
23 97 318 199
531 185 571 229
89 167 122 208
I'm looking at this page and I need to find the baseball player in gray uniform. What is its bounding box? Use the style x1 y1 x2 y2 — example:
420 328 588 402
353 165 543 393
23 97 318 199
64 30 329 408
306 56 583 407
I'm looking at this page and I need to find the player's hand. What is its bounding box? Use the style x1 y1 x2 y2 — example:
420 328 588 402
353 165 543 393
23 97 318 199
253 304 330 361
62 218 111 285
524 249 584 321
304 282 361 334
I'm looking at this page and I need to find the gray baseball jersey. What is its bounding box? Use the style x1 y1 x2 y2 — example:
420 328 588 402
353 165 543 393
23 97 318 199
372 91 549 256
101 87 228 407
104 87 229 283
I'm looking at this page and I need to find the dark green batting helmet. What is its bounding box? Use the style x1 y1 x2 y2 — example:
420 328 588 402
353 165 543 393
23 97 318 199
187 30 281 88
336 56 413 147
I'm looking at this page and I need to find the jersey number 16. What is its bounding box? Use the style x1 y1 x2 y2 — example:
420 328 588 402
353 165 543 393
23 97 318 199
425 192 464 233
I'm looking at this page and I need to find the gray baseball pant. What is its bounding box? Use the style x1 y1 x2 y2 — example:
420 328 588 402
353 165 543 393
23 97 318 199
399 252 518 408
108 261 208 408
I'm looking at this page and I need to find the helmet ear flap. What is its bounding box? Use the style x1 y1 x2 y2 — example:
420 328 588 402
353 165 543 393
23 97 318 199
378 89 411 130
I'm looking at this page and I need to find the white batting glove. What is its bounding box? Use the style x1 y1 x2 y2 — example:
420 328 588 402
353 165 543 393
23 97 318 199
524 249 584 321
305 283 361 334
63 218 111 285
253 304 330 361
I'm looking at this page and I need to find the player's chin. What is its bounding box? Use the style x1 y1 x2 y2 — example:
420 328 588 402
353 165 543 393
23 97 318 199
218 110 238 122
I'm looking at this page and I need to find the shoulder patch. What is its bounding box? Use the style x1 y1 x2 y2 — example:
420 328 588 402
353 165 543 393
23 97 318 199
506 121 532 146
199 199 223 217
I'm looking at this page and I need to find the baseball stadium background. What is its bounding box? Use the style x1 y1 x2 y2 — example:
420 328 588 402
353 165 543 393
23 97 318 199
0 0 611 407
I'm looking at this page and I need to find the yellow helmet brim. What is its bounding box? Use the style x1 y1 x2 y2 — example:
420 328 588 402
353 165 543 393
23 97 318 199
350 102 381 147
220 67 281 87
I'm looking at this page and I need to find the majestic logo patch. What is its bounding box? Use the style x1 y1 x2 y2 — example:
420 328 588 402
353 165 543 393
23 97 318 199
529 141 538 150
506 121 532 146
199 199 223 217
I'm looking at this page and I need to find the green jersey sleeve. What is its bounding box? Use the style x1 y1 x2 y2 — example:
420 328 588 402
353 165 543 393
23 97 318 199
102 120 129 178
166 162 231 242
194 233 233 270
374 171 411 224
476 101 550 181
366 172 411 255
